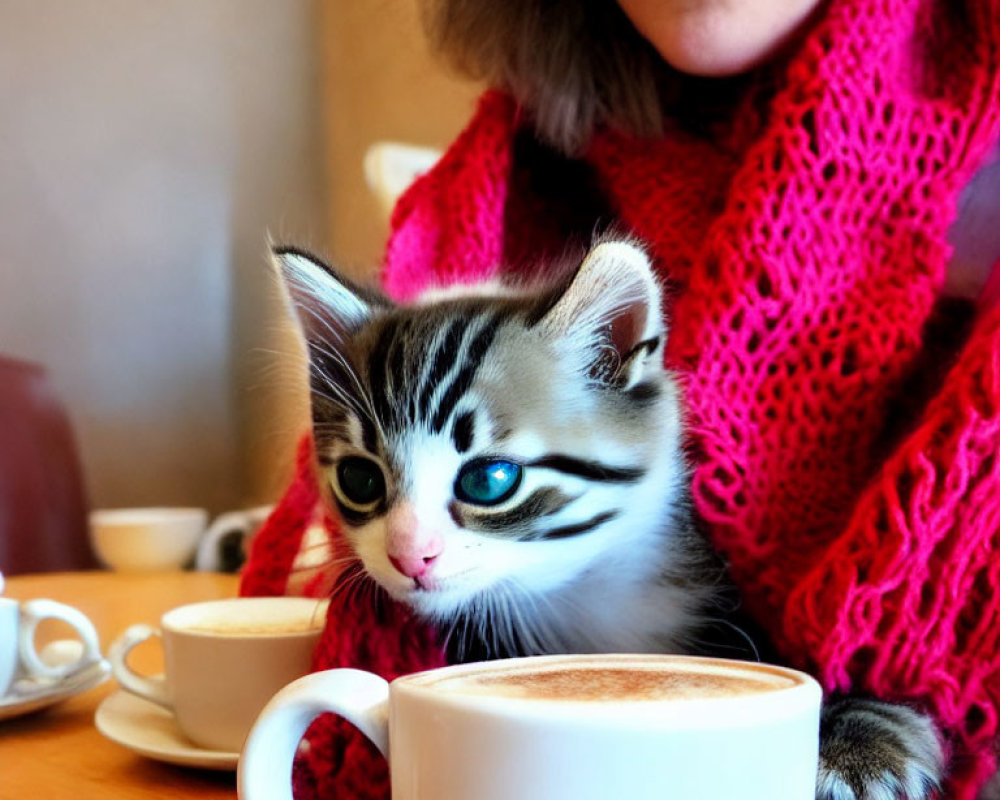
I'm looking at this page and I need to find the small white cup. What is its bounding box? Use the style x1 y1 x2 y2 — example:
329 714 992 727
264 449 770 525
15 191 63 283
0 596 102 696
194 504 273 572
89 507 208 572
239 654 822 800
109 596 327 752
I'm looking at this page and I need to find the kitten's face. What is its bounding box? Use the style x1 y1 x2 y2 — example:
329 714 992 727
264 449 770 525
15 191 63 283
277 241 685 625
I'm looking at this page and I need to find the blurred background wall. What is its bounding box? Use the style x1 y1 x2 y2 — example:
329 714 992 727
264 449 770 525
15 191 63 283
0 0 478 517
319 0 480 273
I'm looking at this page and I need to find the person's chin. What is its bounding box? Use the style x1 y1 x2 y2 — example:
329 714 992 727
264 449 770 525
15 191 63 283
637 1 823 78
655 27 778 77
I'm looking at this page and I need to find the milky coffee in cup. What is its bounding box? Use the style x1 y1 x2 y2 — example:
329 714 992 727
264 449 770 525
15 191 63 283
417 654 797 702
240 653 822 800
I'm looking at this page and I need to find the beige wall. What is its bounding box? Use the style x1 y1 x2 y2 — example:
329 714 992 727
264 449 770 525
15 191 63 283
320 0 481 278
0 0 328 514
0 0 478 523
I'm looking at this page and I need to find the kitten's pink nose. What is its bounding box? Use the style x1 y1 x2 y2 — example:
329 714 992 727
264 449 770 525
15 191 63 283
388 551 440 579
385 503 443 580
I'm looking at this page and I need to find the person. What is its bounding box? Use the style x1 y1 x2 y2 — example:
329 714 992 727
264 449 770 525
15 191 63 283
241 1 1000 798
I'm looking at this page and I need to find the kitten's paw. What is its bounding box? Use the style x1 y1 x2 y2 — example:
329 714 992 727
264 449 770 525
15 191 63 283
816 698 944 800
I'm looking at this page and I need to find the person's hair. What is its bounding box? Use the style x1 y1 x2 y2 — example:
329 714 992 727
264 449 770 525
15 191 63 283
420 0 679 154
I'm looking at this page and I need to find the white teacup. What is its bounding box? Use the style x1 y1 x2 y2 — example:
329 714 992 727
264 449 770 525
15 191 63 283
108 596 327 752
0 595 102 696
239 654 822 800
89 507 209 572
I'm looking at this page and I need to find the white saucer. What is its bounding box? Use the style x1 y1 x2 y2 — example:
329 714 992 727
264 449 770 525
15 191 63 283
0 658 111 721
95 690 239 770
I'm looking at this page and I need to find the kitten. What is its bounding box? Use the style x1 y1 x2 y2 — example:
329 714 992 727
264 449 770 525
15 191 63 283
275 238 944 800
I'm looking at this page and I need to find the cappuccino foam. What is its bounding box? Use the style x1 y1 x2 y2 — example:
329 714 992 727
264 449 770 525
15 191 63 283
182 619 321 637
163 597 328 639
412 656 799 703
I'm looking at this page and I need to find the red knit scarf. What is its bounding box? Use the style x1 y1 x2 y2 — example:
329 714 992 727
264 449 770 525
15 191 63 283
241 0 1000 796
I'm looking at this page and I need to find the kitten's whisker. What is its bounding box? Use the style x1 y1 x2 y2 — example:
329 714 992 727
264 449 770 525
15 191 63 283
306 335 374 416
505 579 558 656
686 616 761 661
320 556 364 578
449 616 469 662
524 579 595 653
325 560 373 605
484 594 500 658
507 582 546 656
495 584 519 657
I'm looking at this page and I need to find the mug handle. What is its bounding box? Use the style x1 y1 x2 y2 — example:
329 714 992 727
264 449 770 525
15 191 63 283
238 669 390 800
194 510 253 571
18 599 102 680
107 623 170 708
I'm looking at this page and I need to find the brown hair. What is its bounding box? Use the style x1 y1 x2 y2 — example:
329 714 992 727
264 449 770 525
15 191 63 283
419 0 680 154
419 0 763 154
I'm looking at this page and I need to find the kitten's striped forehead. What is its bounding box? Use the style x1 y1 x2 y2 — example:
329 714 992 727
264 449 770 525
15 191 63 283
331 296 537 453
369 304 501 433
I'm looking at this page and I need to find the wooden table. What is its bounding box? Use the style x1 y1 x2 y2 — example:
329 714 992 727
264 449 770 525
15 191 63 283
2 570 241 798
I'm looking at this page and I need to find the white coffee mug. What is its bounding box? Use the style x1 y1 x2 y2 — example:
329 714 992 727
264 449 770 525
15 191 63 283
0 596 102 696
239 654 822 800
109 596 327 751
194 504 273 572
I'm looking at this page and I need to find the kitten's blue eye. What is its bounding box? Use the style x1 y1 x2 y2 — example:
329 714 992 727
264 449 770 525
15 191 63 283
336 457 386 508
455 460 522 506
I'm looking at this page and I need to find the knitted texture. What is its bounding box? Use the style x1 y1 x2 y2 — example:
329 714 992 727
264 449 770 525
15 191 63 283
241 436 319 598
240 0 1000 796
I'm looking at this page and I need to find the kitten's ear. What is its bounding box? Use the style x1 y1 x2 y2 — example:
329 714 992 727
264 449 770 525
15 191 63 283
272 246 386 344
539 240 664 389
